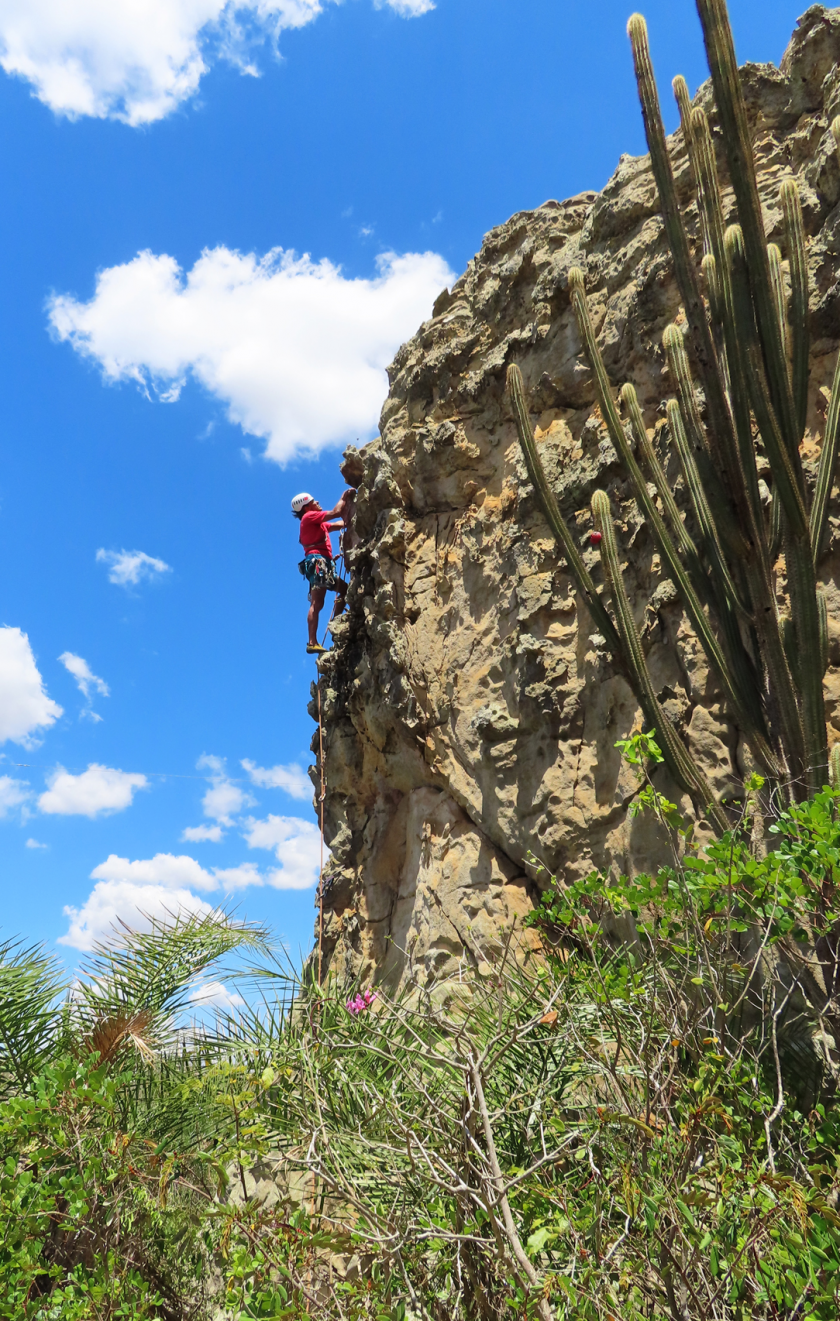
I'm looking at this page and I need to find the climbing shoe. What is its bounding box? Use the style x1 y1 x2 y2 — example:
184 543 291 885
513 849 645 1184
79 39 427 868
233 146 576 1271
306 643 328 655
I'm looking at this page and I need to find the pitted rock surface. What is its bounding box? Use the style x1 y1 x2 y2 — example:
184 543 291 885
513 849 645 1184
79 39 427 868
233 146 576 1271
312 6 840 986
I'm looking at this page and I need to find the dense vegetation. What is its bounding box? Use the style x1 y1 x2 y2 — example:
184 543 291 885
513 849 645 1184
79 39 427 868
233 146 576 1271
6 0 840 1314
2 737 840 1320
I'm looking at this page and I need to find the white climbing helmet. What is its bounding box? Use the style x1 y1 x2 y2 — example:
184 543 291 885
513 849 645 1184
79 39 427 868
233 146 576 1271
291 492 314 514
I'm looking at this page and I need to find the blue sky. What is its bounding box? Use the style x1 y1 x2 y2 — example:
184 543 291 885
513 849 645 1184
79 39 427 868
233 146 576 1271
0 0 806 976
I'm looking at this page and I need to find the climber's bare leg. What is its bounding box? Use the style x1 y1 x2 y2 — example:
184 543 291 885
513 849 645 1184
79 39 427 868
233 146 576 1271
308 586 326 646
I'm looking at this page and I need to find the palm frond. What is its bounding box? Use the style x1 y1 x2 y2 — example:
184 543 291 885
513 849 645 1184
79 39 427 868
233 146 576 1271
0 937 66 1097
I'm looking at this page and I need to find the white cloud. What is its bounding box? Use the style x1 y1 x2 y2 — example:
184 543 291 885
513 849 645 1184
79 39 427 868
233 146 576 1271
0 626 62 746
241 758 310 800
25 837 48 849
203 780 248 822
376 0 434 12
59 651 109 700
182 822 224 843
38 763 148 817
243 814 321 889
197 753 253 824
0 1 432 126
58 845 310 949
189 979 243 1010
0 775 30 816
58 845 302 951
49 244 455 464
60 879 214 951
213 861 266 889
96 548 171 587
89 851 279 894
90 851 219 891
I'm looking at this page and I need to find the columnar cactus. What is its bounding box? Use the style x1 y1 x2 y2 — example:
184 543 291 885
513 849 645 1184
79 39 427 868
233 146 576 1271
508 0 840 831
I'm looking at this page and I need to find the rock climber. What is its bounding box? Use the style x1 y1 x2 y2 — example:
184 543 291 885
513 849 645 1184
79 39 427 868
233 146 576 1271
292 490 353 655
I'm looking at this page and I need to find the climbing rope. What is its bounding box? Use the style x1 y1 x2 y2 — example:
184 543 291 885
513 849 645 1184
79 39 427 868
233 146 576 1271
314 549 349 981
316 676 326 985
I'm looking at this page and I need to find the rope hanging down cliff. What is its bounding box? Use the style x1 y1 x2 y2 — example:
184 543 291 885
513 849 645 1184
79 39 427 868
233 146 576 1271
316 674 326 985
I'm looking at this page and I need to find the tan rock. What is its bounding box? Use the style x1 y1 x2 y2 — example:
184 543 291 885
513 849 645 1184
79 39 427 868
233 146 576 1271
313 7 840 985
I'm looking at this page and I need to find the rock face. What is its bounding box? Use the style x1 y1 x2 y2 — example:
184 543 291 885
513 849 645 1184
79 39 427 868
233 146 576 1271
313 5 840 987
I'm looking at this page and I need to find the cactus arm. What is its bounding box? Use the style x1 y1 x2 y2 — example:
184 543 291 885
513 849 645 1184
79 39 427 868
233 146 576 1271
667 395 799 778
767 243 787 352
506 364 622 658
818 590 829 678
621 389 779 776
701 252 724 328
673 74 703 218
691 108 769 552
673 74 692 132
810 348 840 568
665 397 730 582
725 227 808 539
723 224 825 784
591 489 730 833
662 329 751 622
621 384 701 570
694 0 802 475
627 14 737 464
830 744 840 790
769 487 783 562
780 616 800 689
786 536 829 791
691 109 731 308
567 281 778 774
780 180 810 444
568 270 713 595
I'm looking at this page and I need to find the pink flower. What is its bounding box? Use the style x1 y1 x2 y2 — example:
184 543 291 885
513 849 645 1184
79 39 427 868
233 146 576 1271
346 988 377 1016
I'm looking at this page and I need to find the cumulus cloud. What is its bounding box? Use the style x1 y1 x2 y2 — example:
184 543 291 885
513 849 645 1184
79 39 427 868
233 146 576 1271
0 1 433 126
189 979 243 1010
25 837 48 849
59 842 315 949
241 758 310 800
60 879 214 951
0 626 62 745
90 851 218 891
49 244 455 464
92 850 294 893
197 754 254 826
96 548 171 587
243 814 321 889
182 823 224 843
38 763 148 817
0 775 30 816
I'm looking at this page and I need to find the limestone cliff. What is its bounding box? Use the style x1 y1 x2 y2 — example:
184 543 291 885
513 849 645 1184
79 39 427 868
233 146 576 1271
311 5 840 986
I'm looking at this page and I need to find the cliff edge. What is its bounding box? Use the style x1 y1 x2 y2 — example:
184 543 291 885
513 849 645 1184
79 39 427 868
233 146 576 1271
312 5 840 986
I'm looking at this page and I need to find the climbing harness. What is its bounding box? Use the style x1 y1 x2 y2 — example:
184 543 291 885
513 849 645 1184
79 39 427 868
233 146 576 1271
299 552 340 591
